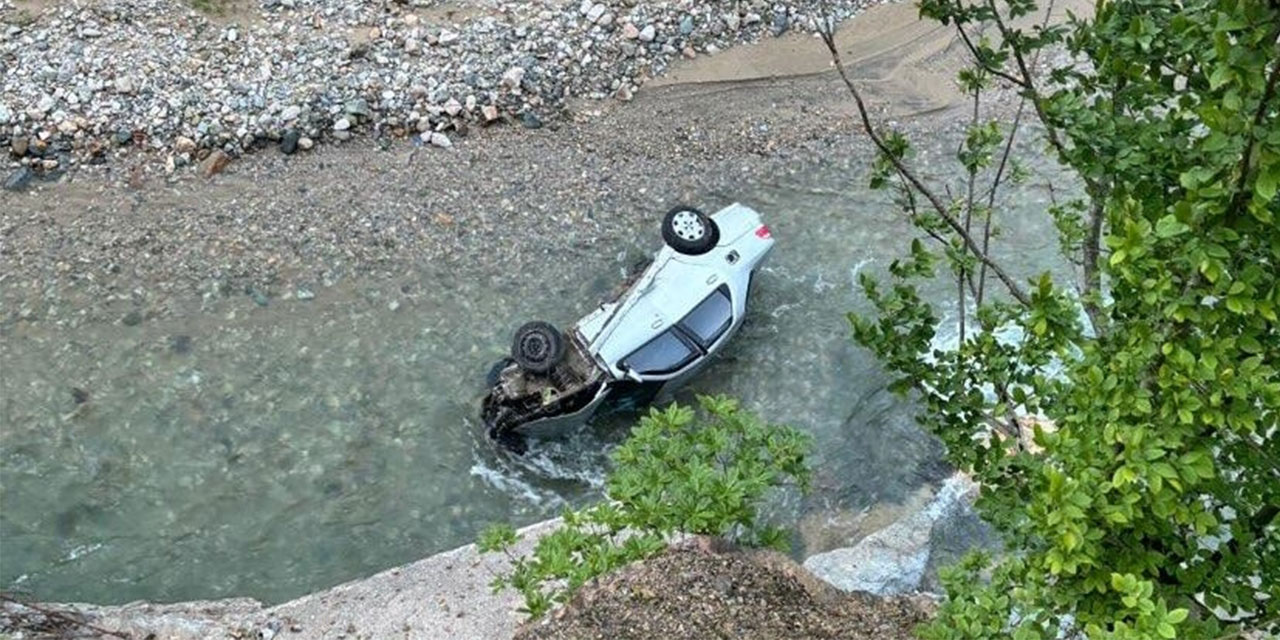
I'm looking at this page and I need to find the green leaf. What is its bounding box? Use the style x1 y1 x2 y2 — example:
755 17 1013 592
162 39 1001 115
1154 215 1189 238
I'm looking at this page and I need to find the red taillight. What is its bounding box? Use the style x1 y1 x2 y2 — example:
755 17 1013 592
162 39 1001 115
755 224 772 239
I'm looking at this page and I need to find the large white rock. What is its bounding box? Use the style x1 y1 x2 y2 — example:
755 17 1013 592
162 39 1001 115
803 474 979 596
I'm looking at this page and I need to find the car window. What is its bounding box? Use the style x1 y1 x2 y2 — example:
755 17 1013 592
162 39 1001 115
680 287 732 346
621 330 696 375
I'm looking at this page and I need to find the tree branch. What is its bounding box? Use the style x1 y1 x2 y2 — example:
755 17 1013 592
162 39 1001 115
1229 44 1280 214
820 27 1032 307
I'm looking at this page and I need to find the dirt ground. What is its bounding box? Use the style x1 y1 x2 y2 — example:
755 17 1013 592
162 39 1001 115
517 543 935 640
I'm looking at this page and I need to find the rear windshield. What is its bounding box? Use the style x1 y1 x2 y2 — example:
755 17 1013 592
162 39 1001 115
680 286 732 346
621 330 696 375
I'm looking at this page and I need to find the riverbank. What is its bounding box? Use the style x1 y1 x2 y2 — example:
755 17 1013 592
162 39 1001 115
0 0 881 181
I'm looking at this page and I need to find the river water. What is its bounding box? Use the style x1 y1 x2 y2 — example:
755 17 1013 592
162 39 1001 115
0 136 1068 605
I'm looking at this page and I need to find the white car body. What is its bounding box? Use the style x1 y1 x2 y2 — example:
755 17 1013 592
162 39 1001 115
482 203 775 446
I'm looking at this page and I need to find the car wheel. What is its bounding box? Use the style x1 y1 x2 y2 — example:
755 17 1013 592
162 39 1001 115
511 321 565 374
661 206 719 255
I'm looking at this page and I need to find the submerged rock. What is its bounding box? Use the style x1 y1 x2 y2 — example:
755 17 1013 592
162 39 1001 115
803 474 984 596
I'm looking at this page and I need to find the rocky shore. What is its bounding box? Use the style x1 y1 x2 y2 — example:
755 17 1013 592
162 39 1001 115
1 0 881 184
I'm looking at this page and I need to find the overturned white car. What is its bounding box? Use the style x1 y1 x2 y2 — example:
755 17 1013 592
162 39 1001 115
482 204 776 451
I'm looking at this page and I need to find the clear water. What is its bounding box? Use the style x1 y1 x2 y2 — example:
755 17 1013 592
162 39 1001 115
0 141 1068 605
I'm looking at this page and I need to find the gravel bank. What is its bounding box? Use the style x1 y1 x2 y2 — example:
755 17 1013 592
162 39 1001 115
518 543 935 639
1 0 880 179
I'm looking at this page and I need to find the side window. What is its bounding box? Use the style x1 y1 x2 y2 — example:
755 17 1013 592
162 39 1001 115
621 330 696 375
680 286 733 347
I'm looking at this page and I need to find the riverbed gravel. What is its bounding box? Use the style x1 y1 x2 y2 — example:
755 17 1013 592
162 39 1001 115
1 0 878 180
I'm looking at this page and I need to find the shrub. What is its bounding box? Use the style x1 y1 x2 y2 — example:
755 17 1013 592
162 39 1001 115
478 395 812 619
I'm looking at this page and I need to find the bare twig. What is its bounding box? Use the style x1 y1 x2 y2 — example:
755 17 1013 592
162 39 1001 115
819 27 1031 306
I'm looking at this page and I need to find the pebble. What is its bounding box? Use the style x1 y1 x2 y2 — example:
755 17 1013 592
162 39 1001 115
501 66 526 90
298 137 314 150
199 150 231 178
638 25 657 42
520 112 543 129
586 3 607 23
333 118 351 132
680 16 695 35
3 167 34 192
175 136 197 153
621 23 640 39
481 104 500 123
11 137 29 157
280 105 302 122
280 130 300 155
428 132 452 149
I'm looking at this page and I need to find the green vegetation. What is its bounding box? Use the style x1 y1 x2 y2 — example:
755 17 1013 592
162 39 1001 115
478 396 812 619
822 0 1279 637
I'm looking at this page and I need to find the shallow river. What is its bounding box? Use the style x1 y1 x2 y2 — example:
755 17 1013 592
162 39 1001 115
0 138 1068 605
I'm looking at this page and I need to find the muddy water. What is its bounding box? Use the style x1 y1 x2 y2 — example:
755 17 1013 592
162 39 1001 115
0 133 1070 605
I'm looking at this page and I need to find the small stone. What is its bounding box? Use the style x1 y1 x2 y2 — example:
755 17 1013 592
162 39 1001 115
296 287 315 301
37 95 55 113
344 99 370 119
404 38 421 54
280 130 300 154
438 29 459 45
615 85 633 101
11 137 29 157
280 105 302 121
443 98 462 117
772 12 790 36
298 137 314 150
500 66 525 90
114 76 135 94
199 150 231 178
368 27 381 40
58 120 78 135
121 310 143 326
682 46 696 59
175 136 197 153
679 15 694 35
744 12 762 25
520 112 543 129
250 289 269 307
3 167 34 192
482 104 499 123
621 23 640 39
638 25 656 42
586 3 606 23
114 129 132 146
388 299 401 312
428 132 452 148
724 13 741 31
41 159 59 171
0 104 10 125
333 117 351 131
598 13 614 26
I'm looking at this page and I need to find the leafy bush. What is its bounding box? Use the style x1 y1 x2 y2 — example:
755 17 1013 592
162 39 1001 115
478 395 812 619
822 0 1279 637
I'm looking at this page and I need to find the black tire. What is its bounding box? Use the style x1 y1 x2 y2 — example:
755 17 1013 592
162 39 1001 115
661 206 719 255
510 321 565 375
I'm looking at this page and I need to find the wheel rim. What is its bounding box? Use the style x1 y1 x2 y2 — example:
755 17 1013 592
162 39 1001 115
520 333 550 362
671 210 706 242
